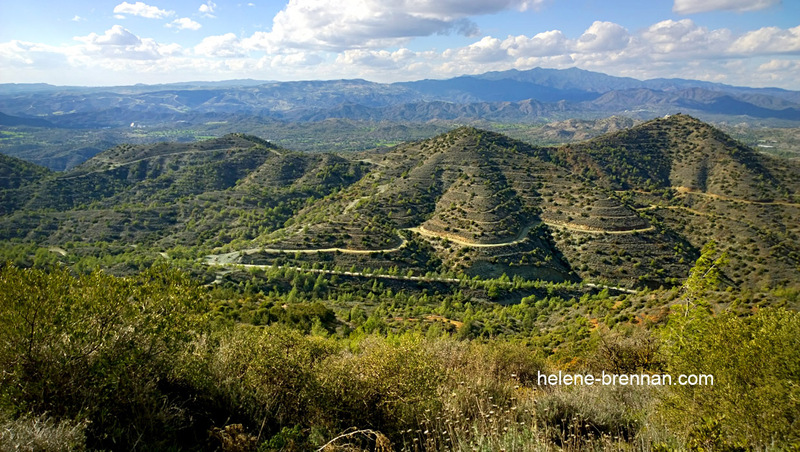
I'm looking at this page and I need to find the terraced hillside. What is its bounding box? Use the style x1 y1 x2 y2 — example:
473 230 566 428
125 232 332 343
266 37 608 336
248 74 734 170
558 114 800 288
562 114 797 198
0 153 53 214
247 128 578 281
246 126 676 286
0 134 367 252
2 114 798 289
246 115 799 289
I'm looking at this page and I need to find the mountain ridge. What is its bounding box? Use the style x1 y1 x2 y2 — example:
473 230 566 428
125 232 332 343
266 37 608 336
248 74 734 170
2 67 799 130
4 66 800 172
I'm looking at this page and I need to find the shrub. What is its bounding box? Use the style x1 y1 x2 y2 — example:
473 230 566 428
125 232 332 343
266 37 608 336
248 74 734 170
0 264 206 450
316 334 445 436
661 307 800 448
534 384 648 445
180 324 340 440
588 325 665 373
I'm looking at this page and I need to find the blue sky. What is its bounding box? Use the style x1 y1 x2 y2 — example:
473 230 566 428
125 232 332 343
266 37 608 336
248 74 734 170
1 0 799 89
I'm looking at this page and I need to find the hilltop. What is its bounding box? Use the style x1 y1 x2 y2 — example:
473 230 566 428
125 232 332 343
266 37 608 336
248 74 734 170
0 153 52 214
556 114 800 288
0 153 51 190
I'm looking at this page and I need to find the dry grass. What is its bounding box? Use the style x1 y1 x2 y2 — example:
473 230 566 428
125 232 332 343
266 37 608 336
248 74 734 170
0 414 87 452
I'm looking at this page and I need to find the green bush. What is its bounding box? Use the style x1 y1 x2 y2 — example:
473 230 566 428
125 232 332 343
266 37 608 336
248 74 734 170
315 334 445 436
661 307 800 448
174 323 342 447
0 264 206 450
588 325 664 373
179 330 550 449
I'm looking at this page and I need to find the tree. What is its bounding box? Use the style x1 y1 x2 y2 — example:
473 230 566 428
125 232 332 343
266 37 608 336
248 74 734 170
679 240 727 316
660 241 798 448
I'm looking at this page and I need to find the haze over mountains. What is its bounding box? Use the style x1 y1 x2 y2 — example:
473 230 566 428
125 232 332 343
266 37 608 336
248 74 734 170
3 114 798 290
2 67 800 130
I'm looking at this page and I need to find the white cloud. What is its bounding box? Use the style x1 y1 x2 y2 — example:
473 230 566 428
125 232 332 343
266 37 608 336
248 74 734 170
248 0 543 51
642 19 700 45
576 21 630 52
391 0 546 19
113 2 174 19
754 59 800 85
0 41 68 66
730 25 800 54
195 33 245 57
510 54 575 71
270 52 323 67
639 19 732 57
199 1 217 17
74 25 181 60
427 22 632 76
76 25 142 46
673 0 780 14
336 48 415 68
168 18 202 31
71 15 85 22
759 59 799 71
443 36 511 64
503 30 569 57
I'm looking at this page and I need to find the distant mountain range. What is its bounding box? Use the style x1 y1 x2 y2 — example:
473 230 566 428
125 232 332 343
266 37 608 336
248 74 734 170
2 67 800 128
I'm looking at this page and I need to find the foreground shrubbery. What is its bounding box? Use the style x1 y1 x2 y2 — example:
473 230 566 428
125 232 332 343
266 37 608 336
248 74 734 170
661 306 800 448
1 264 798 451
0 264 206 449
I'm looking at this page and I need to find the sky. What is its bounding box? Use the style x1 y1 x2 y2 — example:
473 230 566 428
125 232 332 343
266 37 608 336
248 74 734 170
1 0 799 89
